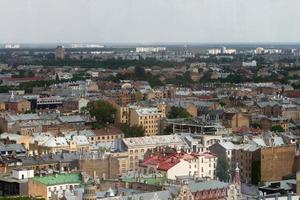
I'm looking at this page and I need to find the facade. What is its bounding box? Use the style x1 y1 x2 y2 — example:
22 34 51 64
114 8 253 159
122 135 187 171
171 179 239 200
260 117 289 131
257 102 282 117
6 99 31 113
55 46 65 60
36 96 63 110
77 155 120 179
254 145 296 184
282 106 300 123
108 89 142 106
0 169 33 196
28 173 81 200
139 152 217 180
130 104 166 136
114 104 130 124
223 112 250 132
88 127 124 144
63 97 89 113
30 134 90 154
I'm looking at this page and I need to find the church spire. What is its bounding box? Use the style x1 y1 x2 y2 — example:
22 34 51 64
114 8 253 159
233 162 241 186
10 90 14 100
233 162 241 197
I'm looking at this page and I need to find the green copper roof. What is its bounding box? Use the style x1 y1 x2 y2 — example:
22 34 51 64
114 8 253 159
33 173 82 186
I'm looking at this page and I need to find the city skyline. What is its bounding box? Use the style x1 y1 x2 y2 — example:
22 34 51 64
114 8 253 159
1 0 300 44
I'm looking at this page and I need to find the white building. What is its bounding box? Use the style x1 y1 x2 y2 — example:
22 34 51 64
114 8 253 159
12 169 34 180
139 152 217 180
242 60 257 67
136 47 166 53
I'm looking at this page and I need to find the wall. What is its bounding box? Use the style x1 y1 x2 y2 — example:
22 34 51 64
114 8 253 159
28 179 47 199
260 145 295 183
77 156 120 179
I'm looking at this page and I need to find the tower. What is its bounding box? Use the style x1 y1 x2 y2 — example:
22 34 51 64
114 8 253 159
10 90 14 100
55 46 65 60
233 163 241 196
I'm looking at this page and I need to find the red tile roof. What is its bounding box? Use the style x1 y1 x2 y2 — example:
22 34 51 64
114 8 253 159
93 127 123 136
140 152 199 171
285 90 300 98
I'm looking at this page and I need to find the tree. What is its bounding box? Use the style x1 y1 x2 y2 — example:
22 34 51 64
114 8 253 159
120 124 145 138
163 125 173 135
251 122 260 129
216 157 230 182
271 125 285 132
87 100 116 126
167 106 192 119
134 66 146 78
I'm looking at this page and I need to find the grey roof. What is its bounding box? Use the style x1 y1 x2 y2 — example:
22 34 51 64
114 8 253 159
6 113 40 122
58 115 85 123
260 179 296 191
257 101 281 108
19 152 107 166
188 180 229 192
168 180 229 195
0 143 26 154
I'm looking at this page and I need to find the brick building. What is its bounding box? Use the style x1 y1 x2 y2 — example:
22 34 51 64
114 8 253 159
223 111 249 132
257 102 282 117
77 155 120 179
252 145 296 184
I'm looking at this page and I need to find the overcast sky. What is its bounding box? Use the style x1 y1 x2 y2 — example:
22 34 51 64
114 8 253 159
0 0 299 44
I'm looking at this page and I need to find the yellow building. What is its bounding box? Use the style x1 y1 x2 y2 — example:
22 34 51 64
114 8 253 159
130 104 166 136
115 104 130 124
88 127 124 144
6 99 31 113
0 102 6 111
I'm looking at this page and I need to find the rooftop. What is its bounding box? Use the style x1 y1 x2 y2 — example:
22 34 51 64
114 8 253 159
123 134 185 148
33 173 81 186
135 107 160 116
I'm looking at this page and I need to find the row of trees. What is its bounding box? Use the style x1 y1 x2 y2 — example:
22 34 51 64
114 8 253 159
31 58 177 69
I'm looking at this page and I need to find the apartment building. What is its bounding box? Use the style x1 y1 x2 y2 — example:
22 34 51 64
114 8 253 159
139 151 217 180
122 134 187 171
130 104 166 136
28 173 81 200
88 127 124 144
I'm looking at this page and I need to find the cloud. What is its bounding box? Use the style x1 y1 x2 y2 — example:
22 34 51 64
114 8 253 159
0 0 299 43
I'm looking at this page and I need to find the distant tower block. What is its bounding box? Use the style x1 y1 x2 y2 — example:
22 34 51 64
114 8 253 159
55 46 65 60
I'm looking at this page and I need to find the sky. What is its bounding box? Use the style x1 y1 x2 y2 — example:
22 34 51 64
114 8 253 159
0 0 300 44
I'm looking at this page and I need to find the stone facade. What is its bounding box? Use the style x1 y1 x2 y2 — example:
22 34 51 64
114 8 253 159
77 156 120 179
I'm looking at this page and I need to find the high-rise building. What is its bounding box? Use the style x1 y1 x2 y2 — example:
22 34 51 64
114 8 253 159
55 46 65 60
221 46 227 54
